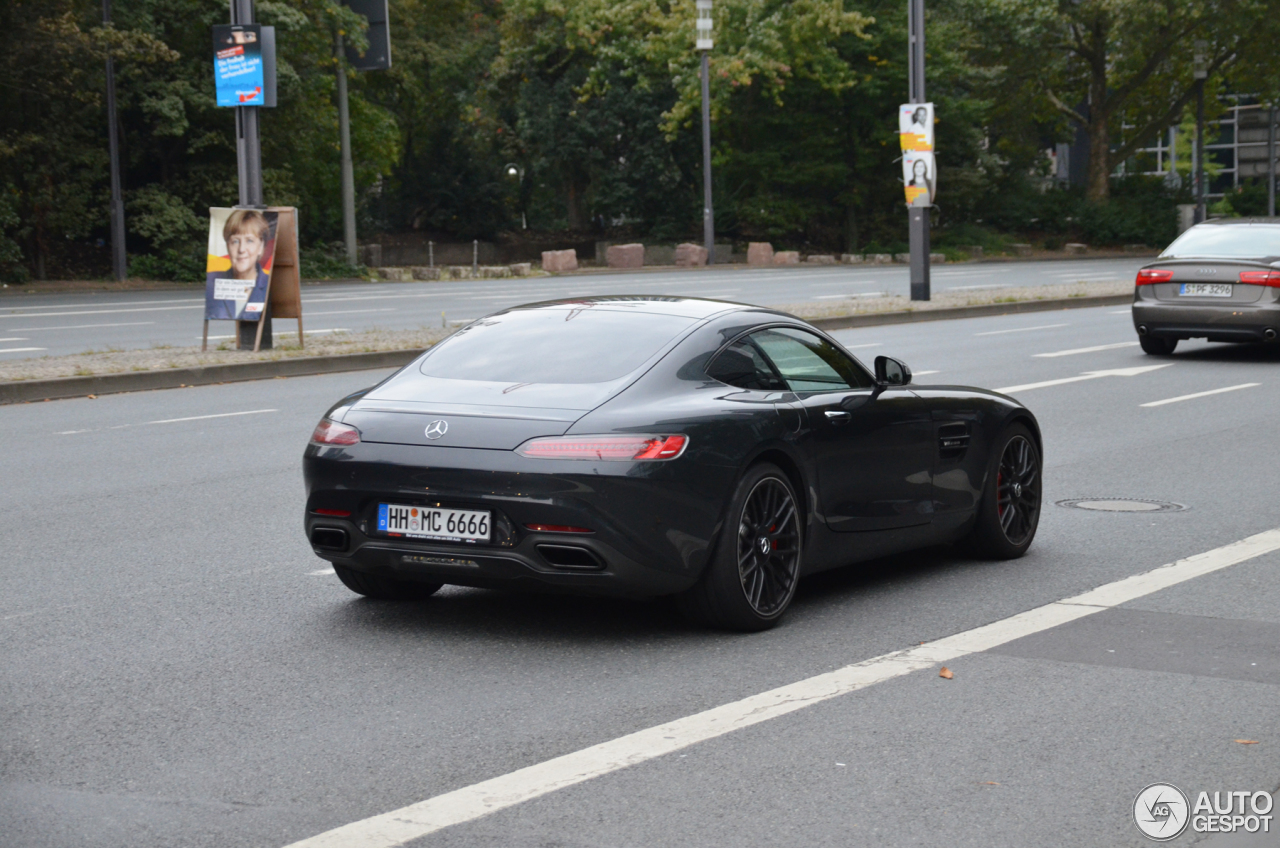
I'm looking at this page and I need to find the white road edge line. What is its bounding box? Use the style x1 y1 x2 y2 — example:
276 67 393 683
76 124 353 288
281 526 1280 848
146 409 278 425
1034 341 1139 358
913 370 940 376
973 323 1068 337
0 337 28 342
1140 383 1260 408
8 321 156 331
0 347 46 353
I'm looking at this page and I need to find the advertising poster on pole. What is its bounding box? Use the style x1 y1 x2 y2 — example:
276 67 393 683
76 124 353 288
902 151 935 207
212 25 265 107
205 208 277 323
898 103 934 151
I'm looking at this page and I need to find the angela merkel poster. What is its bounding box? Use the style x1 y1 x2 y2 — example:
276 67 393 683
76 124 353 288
205 208 277 322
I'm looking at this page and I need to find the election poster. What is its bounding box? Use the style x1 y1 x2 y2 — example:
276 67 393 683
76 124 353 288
213 25 265 107
205 208 278 324
903 151 935 207
898 102 934 152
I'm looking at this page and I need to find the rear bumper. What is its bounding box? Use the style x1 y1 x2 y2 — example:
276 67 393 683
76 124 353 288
303 441 733 598
1132 289 1280 342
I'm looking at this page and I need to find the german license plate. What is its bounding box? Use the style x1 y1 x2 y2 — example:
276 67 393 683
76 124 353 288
377 503 490 543
1179 283 1232 297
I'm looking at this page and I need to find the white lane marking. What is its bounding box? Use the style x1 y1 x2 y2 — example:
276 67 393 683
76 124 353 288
302 308 398 317
11 321 156 331
996 363 1171 394
1109 309 1132 314
2 305 203 318
973 323 1068 337
913 370 940 376
0 347 45 353
1140 383 1260 408
843 343 882 349
1034 341 1139 358
0 337 28 342
282 527 1280 848
814 294 848 300
309 568 336 576
146 409 278 425
204 328 350 340
942 284 1009 291
1 297 203 312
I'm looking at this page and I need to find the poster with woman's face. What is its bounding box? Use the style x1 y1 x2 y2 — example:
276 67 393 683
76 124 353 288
205 208 278 322
898 102 934 152
902 151 935 207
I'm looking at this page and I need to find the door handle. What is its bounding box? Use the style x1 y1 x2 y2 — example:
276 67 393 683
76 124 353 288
824 410 851 424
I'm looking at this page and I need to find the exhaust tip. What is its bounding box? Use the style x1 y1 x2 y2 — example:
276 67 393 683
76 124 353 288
1137 325 1149 336
1265 328 1277 341
536 544 605 571
310 527 349 551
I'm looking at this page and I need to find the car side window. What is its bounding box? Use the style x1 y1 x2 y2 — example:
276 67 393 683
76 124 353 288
751 327 874 392
706 338 788 391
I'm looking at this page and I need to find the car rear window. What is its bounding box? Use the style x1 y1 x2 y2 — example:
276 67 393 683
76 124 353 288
419 307 696 384
1161 225 1280 258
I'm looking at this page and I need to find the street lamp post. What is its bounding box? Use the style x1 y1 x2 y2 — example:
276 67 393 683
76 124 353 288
696 0 714 264
1193 40 1207 225
907 0 929 301
102 0 127 282
505 163 526 230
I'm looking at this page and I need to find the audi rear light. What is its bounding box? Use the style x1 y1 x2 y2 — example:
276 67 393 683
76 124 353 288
516 434 689 461
1135 269 1174 285
310 418 360 446
524 524 594 534
1238 270 1280 286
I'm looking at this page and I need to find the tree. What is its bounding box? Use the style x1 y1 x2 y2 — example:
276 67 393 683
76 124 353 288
960 0 1280 201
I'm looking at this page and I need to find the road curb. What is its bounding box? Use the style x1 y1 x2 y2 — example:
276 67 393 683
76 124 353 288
0 294 1132 404
0 349 421 405
808 293 1130 331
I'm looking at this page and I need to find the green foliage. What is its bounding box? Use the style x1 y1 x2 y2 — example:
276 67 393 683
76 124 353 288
300 242 367 279
129 245 204 281
1215 180 1272 218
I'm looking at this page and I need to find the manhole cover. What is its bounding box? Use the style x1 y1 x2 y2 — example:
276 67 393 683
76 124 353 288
1056 498 1187 513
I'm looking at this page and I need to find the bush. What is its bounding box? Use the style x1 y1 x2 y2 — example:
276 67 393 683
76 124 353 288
130 247 204 282
300 242 367 280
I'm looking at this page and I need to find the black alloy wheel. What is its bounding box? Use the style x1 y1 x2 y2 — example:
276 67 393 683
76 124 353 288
736 477 802 617
995 434 1040 546
677 463 803 631
965 423 1041 559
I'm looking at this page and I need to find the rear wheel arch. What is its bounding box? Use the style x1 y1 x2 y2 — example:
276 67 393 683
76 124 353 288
747 448 809 533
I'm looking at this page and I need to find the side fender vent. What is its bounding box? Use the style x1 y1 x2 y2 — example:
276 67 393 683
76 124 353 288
938 422 971 460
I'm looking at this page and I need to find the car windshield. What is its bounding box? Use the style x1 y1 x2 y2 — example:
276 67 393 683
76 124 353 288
419 306 696 384
1160 224 1280 259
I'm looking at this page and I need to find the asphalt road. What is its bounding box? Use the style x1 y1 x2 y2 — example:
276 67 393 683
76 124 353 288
0 257 1145 360
2 303 1278 847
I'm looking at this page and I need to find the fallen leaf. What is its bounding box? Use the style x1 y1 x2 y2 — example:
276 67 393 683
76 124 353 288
87 394 97 399
1234 739 1259 745
939 667 953 679
982 781 1000 786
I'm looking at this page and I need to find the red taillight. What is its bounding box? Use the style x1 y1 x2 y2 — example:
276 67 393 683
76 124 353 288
1136 269 1174 285
525 524 593 533
313 508 352 517
310 418 360 446
1239 270 1280 287
516 434 689 461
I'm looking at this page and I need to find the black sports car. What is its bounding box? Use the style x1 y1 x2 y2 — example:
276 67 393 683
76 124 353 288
304 297 1042 630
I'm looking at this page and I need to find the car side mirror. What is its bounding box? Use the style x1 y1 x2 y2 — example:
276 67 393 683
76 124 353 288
874 355 912 387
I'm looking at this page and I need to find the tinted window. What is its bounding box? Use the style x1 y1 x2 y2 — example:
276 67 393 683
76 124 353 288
1161 225 1280 258
706 339 787 390
420 307 695 384
752 328 874 392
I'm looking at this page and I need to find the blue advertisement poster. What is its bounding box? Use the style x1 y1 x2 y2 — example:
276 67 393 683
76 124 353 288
212 25 264 107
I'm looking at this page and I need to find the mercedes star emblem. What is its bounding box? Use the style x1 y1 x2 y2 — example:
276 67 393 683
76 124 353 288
424 420 449 440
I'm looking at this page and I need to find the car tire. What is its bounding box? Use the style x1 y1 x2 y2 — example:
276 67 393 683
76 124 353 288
677 463 803 632
965 423 1041 560
1139 336 1177 355
333 564 444 601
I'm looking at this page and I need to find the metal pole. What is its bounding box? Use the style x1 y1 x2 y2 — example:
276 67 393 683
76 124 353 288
103 0 127 282
231 0 264 207
1268 104 1276 218
336 34 357 266
700 51 714 264
907 0 930 301
1195 80 1206 224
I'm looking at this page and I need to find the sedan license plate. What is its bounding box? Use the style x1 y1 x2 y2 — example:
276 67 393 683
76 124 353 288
377 503 490 543
1179 283 1232 297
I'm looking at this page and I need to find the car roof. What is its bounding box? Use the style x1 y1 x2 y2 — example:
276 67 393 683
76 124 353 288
510 295 772 320
1196 218 1280 226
